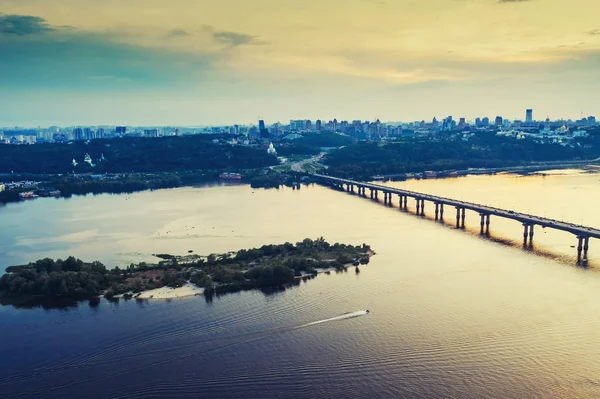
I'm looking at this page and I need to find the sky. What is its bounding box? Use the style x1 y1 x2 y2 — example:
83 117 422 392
0 0 599 127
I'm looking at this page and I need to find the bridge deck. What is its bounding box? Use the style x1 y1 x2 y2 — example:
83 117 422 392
314 174 600 239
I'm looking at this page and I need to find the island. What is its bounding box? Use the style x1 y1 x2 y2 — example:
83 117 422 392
0 238 373 307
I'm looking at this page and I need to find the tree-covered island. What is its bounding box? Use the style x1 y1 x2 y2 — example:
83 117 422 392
0 238 373 307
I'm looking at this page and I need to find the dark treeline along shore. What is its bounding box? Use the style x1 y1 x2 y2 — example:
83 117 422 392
0 238 372 308
324 127 600 180
0 135 278 174
3 128 600 205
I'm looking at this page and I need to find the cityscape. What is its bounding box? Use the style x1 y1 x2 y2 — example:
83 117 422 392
1 109 597 146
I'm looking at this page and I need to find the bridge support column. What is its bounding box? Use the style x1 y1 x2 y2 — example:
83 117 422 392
523 224 529 247
403 196 408 211
480 214 485 235
439 203 444 220
369 189 373 199
398 195 404 211
416 198 420 215
435 203 439 220
456 207 461 228
461 208 466 229
485 215 490 236
375 190 378 199
420 200 425 216
583 237 590 266
577 236 584 264
528 225 534 247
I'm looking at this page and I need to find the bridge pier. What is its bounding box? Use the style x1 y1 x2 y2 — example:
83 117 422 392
416 198 420 215
439 203 444 220
461 208 466 229
403 196 408 211
455 207 461 228
369 188 373 199
520 224 535 248
577 236 584 264
529 225 534 247
420 200 425 216
435 203 439 221
583 237 590 265
480 213 485 235
485 214 490 236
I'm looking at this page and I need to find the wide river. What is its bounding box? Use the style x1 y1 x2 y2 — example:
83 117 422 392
1 170 600 398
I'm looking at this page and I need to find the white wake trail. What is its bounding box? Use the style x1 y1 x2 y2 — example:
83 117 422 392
299 310 369 328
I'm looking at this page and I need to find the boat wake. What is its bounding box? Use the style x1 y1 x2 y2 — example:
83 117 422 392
298 310 369 328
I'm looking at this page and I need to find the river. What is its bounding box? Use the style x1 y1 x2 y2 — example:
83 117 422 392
1 170 600 398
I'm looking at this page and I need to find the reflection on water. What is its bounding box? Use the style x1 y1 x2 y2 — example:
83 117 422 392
1 170 600 398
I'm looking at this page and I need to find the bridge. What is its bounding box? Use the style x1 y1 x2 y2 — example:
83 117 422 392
313 174 600 265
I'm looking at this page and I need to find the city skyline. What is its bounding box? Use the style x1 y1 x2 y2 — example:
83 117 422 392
1 0 599 126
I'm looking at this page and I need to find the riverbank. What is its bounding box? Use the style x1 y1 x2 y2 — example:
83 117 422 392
369 159 600 183
0 169 307 205
136 283 204 299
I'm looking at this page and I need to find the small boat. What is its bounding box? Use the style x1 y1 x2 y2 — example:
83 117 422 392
366 309 370 314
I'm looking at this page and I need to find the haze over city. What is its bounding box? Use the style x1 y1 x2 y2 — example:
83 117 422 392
1 0 600 126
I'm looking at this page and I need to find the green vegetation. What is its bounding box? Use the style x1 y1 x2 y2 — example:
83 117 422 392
276 133 353 157
0 135 277 174
0 238 373 306
324 132 600 179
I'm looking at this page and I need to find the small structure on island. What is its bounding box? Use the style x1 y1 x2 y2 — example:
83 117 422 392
84 153 95 167
71 158 78 168
267 142 277 155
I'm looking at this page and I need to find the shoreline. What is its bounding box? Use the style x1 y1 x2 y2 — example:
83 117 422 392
135 282 204 300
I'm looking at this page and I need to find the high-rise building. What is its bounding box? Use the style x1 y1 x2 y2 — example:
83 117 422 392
83 128 93 140
495 116 503 126
116 126 127 135
306 120 312 131
96 128 105 139
316 120 322 131
72 128 83 140
258 120 266 132
475 117 481 127
526 109 533 123
144 129 159 137
481 117 489 126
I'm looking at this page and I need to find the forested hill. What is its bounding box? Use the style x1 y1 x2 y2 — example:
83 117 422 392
0 136 278 174
324 131 600 179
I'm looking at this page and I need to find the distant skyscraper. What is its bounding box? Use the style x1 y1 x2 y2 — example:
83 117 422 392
526 109 533 123
258 120 266 132
316 119 322 131
83 128 93 140
481 117 489 126
96 128 105 139
72 128 83 140
306 120 312 131
495 116 503 126
144 129 159 137
115 126 127 135
475 117 481 127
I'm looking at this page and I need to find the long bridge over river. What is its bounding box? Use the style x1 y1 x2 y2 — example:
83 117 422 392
313 174 600 265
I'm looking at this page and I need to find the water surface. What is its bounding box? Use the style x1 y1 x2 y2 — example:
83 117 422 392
1 171 600 398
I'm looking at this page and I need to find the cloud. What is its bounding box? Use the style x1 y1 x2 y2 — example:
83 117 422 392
587 29 600 36
202 25 265 46
0 17 222 92
0 13 57 35
168 28 189 37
